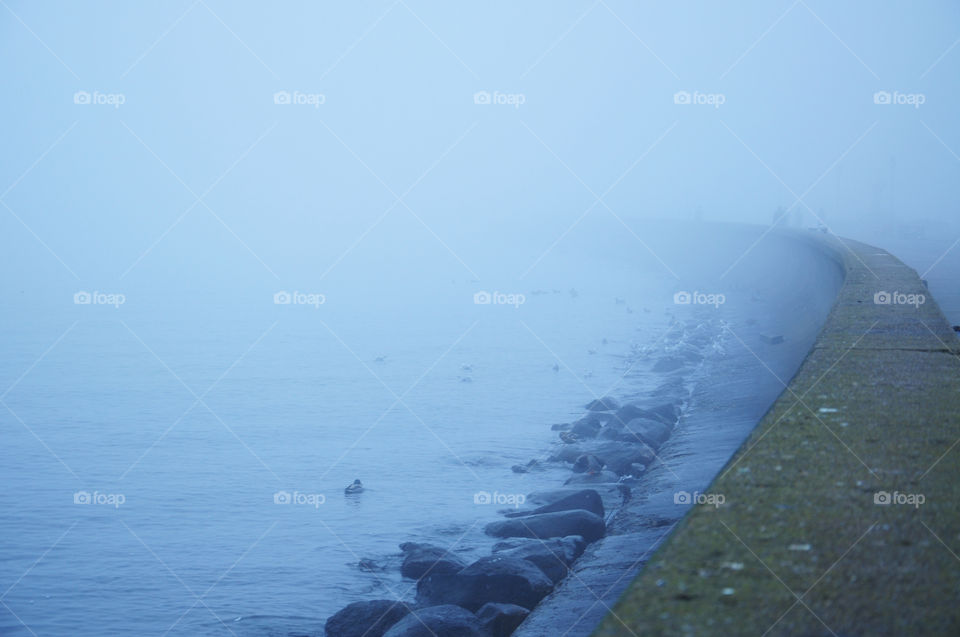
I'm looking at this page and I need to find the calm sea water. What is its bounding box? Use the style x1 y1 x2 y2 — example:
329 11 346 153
0 221 681 636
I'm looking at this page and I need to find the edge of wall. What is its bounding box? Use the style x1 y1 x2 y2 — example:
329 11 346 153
593 231 960 636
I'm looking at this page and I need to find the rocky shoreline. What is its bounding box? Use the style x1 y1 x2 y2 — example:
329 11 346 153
321 316 723 637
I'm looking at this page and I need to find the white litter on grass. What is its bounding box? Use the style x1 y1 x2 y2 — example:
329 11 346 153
721 587 735 596
789 543 812 551
721 562 744 571
818 407 838 413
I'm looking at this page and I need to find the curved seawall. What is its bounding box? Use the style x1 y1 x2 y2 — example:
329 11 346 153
514 225 849 636
594 233 960 635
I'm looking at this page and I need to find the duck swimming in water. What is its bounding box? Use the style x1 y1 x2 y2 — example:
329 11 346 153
345 479 364 495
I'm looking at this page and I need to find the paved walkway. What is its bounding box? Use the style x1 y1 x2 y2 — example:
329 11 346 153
594 233 960 636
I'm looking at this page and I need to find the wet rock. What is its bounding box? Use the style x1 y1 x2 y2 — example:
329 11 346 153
564 470 619 485
511 459 541 474
485 509 605 543
570 418 602 439
325 599 411 637
383 605 483 637
613 402 680 427
614 418 672 448
417 555 554 611
476 602 529 637
589 441 656 475
399 542 466 580
646 401 682 424
571 454 604 474
492 535 586 583
548 444 585 463
585 397 620 411
504 489 604 520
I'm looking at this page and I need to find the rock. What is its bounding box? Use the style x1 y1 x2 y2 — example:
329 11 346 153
383 605 483 637
614 418 672 448
585 397 620 411
612 402 680 427
485 509 606 543
504 489 604 519
571 454 604 474
417 555 554 611
570 417 602 439
491 535 586 583
589 441 656 475
524 487 603 507
548 444 585 463
325 599 411 637
476 602 529 637
510 459 541 474
399 542 466 580
646 401 682 424
564 470 619 485
549 438 657 475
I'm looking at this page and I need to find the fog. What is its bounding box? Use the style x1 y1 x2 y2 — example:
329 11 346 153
2 3 959 636
2 1 958 299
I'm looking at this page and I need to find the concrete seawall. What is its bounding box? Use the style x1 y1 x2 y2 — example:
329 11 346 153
594 233 960 635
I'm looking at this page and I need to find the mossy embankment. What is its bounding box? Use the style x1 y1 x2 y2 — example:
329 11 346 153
595 233 960 636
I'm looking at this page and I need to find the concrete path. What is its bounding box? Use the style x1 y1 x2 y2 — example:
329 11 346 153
594 233 960 636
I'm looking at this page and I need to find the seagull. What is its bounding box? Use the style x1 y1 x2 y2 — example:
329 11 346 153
374 355 387 363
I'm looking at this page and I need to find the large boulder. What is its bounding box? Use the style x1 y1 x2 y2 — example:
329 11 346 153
325 599 411 637
399 542 466 580
504 489 603 520
492 535 586 583
417 555 553 611
485 509 605 543
383 605 483 637
476 602 529 637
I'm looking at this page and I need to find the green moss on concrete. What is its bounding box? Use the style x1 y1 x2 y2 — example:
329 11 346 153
594 234 960 636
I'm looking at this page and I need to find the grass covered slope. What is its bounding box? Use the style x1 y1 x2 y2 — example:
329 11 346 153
595 234 960 636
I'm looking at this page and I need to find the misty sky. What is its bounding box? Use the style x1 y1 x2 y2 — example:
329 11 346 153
1 1 958 299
